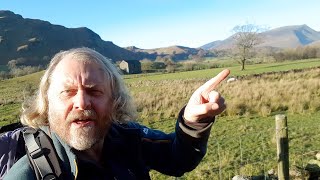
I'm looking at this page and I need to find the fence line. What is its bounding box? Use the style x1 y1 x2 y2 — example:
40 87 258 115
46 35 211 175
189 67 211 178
198 115 320 179
143 113 320 179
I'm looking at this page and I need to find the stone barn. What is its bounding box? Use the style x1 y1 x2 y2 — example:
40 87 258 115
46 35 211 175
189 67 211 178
119 60 142 74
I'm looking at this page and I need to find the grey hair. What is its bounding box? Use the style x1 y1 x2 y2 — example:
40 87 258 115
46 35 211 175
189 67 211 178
21 47 137 128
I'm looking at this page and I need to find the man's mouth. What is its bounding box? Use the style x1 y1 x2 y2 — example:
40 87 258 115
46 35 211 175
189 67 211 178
72 119 95 127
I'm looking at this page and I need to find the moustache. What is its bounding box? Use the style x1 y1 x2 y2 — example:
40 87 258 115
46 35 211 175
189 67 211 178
66 110 98 123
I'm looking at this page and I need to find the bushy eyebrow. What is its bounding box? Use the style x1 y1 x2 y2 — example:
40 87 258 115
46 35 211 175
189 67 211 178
62 83 104 90
84 84 104 89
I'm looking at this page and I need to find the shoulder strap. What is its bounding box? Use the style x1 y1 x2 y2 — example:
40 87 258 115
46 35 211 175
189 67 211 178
23 128 62 180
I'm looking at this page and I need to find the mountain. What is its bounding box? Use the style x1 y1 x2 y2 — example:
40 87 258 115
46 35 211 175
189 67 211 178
197 40 222 51
0 10 140 66
260 24 320 48
201 25 320 50
125 45 209 61
308 40 320 47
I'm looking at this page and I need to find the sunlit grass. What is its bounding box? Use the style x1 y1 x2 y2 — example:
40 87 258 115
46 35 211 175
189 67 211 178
131 67 320 121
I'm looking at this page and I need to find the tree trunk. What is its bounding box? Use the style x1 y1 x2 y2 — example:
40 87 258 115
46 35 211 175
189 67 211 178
241 59 245 71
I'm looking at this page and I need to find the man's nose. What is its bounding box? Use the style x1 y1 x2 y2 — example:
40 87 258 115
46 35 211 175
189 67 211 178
73 90 91 110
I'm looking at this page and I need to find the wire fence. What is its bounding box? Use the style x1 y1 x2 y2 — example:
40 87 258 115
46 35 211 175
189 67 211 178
147 114 320 179
204 115 320 179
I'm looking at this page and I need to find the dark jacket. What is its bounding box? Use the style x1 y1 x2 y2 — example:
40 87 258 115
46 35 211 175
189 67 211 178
4 108 213 179
0 128 26 179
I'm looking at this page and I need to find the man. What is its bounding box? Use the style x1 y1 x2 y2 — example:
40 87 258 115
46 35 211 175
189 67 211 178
4 47 229 179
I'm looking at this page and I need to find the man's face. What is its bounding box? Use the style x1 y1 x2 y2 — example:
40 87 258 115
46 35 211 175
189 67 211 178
47 57 112 150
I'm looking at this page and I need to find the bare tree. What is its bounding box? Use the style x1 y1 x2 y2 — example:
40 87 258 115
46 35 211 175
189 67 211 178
232 23 264 70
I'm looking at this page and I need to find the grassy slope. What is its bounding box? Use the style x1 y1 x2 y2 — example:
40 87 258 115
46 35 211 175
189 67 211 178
0 71 43 125
0 71 43 100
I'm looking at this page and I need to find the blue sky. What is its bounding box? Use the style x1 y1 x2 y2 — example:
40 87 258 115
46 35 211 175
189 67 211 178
1 0 319 49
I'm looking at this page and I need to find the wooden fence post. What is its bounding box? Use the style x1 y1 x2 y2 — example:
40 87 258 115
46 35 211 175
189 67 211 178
275 114 289 180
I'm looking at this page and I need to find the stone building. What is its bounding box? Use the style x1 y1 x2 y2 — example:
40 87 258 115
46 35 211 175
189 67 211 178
119 60 141 74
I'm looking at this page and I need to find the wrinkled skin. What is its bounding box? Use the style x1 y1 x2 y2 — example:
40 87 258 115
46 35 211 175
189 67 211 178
47 57 112 161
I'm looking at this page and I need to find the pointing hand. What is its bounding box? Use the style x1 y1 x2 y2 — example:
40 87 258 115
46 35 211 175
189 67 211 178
184 69 230 124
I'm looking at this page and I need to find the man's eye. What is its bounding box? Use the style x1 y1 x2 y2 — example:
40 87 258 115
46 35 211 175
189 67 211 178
61 90 76 96
90 89 103 96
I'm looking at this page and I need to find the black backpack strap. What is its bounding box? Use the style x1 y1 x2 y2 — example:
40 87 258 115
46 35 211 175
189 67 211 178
23 127 62 180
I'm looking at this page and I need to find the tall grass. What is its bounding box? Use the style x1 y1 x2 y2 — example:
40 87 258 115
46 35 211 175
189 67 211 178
131 67 320 179
222 68 320 117
130 67 320 124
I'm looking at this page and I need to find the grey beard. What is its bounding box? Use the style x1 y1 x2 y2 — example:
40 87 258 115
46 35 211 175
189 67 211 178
69 125 99 150
48 109 102 150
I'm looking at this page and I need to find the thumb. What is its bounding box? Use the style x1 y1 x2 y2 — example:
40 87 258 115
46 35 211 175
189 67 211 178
185 103 218 122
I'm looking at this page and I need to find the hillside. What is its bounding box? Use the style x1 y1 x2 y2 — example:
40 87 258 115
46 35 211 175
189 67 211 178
202 24 320 50
125 45 211 61
0 10 141 66
260 24 320 48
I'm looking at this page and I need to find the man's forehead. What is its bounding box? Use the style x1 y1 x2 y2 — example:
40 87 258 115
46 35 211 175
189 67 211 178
50 57 109 85
56 56 101 69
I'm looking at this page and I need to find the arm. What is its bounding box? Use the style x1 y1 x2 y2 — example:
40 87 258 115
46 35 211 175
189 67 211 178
141 69 230 176
139 107 213 176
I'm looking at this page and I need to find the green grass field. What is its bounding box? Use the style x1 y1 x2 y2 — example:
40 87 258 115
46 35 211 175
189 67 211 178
1 59 320 179
124 58 320 82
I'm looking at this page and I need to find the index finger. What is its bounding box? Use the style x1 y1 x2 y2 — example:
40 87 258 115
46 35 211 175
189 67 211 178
200 69 230 93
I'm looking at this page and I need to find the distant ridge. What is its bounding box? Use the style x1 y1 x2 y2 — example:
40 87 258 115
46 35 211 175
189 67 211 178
201 24 320 50
124 45 210 61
